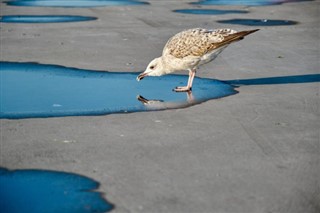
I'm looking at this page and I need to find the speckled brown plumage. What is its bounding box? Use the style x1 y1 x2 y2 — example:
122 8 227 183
163 28 257 59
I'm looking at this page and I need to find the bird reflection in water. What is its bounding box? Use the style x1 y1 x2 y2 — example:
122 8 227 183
137 91 195 110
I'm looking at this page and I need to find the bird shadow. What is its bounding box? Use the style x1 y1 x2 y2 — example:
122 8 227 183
0 167 114 213
223 74 320 86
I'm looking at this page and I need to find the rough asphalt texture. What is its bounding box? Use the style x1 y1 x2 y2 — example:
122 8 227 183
1 1 319 212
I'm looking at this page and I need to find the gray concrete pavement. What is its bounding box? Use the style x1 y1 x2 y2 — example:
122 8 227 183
1 0 319 212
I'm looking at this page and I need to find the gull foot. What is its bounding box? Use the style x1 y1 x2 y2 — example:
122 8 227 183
173 86 192 92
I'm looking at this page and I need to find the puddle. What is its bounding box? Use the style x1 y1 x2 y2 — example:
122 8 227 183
1 62 318 119
192 0 312 6
0 168 113 213
5 0 149 7
217 19 298 26
173 9 248 15
0 15 97 23
0 62 237 119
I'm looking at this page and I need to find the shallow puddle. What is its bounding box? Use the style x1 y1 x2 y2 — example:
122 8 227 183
192 0 312 6
0 62 237 119
217 19 298 26
0 168 113 213
5 0 149 7
0 15 97 23
173 9 248 15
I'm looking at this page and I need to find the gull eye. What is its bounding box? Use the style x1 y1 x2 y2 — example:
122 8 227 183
150 65 155 70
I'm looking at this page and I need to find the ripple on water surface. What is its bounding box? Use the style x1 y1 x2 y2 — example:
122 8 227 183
0 62 237 119
5 0 149 7
0 15 97 23
0 168 113 213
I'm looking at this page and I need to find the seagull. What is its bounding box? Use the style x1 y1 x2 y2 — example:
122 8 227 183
137 28 259 92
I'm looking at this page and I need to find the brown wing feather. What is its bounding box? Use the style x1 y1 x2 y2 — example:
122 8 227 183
164 28 259 59
164 28 223 58
209 29 260 50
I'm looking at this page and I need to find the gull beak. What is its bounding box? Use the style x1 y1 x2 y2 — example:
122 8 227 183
137 72 148 81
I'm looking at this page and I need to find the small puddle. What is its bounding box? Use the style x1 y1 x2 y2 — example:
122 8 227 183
0 62 237 119
217 19 298 26
173 9 248 15
0 168 113 213
0 15 97 23
192 0 312 6
5 0 149 7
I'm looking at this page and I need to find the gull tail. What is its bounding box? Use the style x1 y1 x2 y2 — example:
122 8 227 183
215 29 260 48
234 29 260 39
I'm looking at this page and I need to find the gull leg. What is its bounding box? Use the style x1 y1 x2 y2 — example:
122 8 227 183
174 69 196 92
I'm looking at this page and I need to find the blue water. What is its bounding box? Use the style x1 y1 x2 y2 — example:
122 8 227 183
217 19 298 26
0 15 97 23
192 0 312 6
5 0 149 7
173 9 248 15
0 62 237 119
0 168 113 213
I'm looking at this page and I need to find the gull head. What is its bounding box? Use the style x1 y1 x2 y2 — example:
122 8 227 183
137 57 164 81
